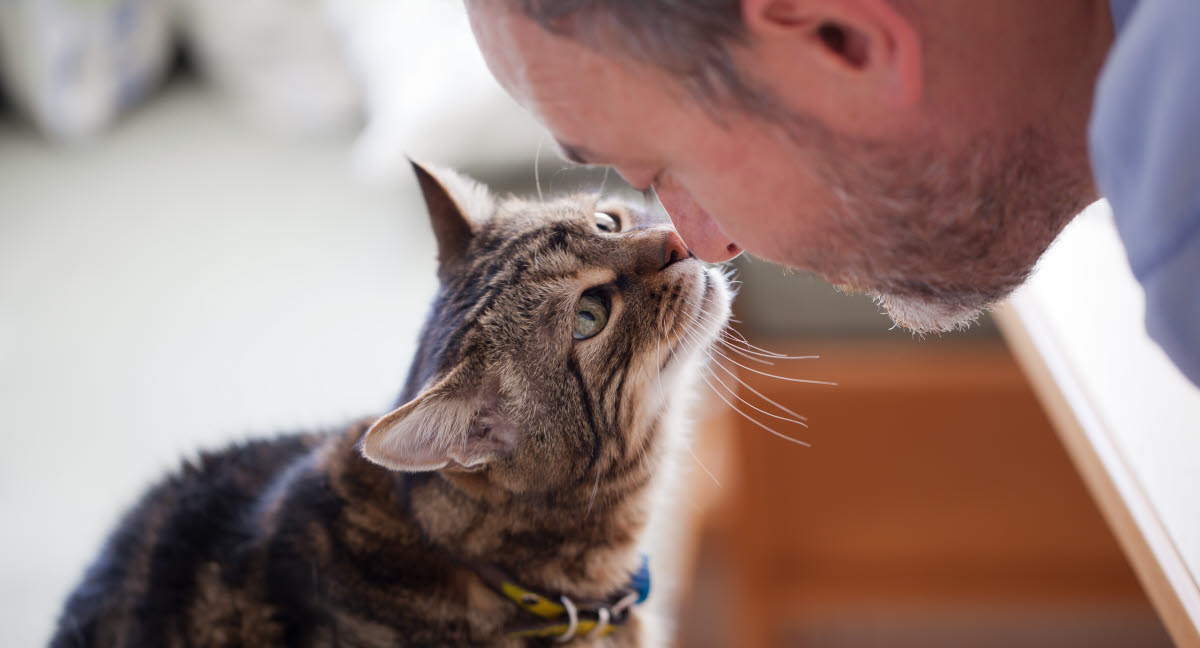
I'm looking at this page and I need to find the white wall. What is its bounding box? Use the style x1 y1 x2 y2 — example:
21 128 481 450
0 83 441 646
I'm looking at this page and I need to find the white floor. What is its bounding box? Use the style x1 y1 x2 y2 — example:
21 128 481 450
0 83 442 646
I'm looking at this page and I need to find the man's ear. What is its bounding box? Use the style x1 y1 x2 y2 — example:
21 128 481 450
360 371 518 473
739 0 922 122
409 160 495 277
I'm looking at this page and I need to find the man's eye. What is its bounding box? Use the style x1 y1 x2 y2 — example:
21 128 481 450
594 212 619 233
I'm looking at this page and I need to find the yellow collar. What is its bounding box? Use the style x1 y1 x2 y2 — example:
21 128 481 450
471 555 651 642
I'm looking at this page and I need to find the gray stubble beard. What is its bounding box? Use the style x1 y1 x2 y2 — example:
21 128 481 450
809 125 1094 334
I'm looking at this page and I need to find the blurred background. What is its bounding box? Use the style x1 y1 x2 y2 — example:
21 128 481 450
0 1 1174 646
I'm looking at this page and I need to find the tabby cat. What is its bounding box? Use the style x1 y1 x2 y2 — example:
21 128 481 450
49 162 731 647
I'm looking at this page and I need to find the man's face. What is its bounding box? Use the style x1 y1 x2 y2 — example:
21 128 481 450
467 3 1094 333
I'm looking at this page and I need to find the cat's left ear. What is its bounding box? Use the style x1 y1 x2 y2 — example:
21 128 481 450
359 371 517 473
409 160 494 276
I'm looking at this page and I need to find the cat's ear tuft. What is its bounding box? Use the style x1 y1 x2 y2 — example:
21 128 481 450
360 372 517 473
409 160 493 273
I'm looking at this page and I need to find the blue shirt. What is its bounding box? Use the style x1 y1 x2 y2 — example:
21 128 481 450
1091 0 1200 387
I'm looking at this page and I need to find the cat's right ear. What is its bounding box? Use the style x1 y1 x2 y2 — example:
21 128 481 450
359 370 517 473
409 160 493 275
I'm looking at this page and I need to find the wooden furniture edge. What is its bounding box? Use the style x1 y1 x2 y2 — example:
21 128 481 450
994 300 1200 648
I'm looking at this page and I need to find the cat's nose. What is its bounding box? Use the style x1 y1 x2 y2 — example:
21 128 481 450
639 227 692 272
661 229 691 269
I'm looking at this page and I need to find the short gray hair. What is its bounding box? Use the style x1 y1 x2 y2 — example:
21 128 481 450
508 0 763 112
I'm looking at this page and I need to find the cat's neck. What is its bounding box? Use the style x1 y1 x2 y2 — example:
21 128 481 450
402 464 655 602
317 419 662 602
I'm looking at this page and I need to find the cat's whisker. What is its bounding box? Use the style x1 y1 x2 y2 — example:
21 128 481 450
550 165 575 184
720 342 818 362
708 341 837 386
724 336 819 361
697 366 811 448
672 303 830 369
717 338 782 361
655 334 667 401
534 138 546 202
681 307 789 359
714 328 769 354
714 325 816 360
686 312 811 360
701 364 809 428
668 311 812 428
710 346 836 385
666 304 751 371
664 299 726 475
673 301 749 346
719 339 777 366
707 351 810 429
684 326 813 445
667 305 811 423
708 358 810 422
724 346 776 366
684 441 721 488
662 285 814 445
710 324 772 350
711 326 757 348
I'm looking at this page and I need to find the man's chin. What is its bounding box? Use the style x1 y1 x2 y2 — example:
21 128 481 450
872 291 992 335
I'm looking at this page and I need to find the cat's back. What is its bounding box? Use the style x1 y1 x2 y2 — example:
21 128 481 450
49 433 322 648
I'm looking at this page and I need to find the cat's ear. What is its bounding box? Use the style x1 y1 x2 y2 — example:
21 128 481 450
409 160 493 274
360 371 517 473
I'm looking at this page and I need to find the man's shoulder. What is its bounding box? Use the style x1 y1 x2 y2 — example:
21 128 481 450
1089 0 1200 386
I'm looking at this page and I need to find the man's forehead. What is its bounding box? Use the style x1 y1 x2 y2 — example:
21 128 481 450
467 2 621 128
466 3 531 92
470 5 571 99
467 2 683 176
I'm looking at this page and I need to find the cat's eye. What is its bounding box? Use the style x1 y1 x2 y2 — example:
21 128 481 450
594 211 619 233
573 295 610 340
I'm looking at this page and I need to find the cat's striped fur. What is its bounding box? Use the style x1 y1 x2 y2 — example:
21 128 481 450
50 163 730 647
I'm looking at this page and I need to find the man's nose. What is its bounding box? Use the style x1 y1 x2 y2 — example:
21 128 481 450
653 184 742 263
613 165 658 193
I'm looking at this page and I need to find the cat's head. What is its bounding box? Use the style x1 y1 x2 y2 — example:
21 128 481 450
360 162 730 497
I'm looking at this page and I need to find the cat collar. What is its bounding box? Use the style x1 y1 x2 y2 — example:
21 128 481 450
473 554 651 642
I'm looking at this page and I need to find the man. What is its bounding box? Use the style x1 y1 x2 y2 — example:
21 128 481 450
465 0 1199 387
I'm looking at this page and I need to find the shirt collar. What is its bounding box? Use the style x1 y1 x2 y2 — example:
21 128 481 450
1108 0 1138 34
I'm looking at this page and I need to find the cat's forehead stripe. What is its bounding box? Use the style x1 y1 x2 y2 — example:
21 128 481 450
435 223 578 363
